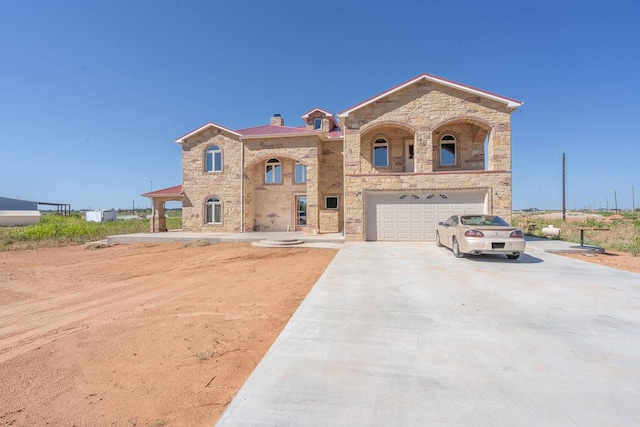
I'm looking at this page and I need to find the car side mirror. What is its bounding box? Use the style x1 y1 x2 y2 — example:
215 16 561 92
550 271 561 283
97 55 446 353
438 222 444 226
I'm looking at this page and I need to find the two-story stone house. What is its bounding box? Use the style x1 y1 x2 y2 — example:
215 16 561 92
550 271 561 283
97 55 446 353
144 73 523 241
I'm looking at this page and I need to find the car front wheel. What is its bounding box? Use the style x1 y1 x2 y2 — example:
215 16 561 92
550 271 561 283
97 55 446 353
435 232 443 247
452 238 464 258
506 253 520 260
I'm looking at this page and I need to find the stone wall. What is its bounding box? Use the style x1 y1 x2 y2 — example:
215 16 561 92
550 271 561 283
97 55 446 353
243 136 320 233
318 139 344 231
181 129 242 232
359 127 414 174
343 171 512 240
319 209 339 233
340 80 517 240
245 158 306 232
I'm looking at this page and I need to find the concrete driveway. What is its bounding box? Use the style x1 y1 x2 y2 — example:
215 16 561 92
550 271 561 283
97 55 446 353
217 242 640 426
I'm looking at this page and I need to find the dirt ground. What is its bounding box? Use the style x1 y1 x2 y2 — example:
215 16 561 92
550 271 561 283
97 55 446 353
1 240 637 427
0 242 337 426
559 250 640 274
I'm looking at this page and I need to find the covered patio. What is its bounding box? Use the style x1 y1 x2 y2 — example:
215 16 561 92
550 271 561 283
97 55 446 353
141 185 184 232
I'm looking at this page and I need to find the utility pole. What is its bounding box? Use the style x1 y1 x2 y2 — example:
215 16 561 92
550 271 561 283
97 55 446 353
614 190 618 212
633 185 636 213
562 152 566 221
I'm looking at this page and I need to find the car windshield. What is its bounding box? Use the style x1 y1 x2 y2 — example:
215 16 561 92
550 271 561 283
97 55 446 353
460 215 509 226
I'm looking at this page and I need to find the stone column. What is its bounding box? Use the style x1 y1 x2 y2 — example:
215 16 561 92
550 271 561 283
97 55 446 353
152 199 166 232
414 130 433 173
489 123 511 171
305 150 319 234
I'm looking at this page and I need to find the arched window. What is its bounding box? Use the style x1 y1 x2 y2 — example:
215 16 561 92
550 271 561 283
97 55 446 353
205 197 222 224
373 138 389 167
295 161 307 184
205 145 223 172
265 158 282 184
440 134 457 166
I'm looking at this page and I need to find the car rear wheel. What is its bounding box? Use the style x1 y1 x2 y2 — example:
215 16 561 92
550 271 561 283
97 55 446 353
506 253 520 260
435 232 443 247
452 238 464 258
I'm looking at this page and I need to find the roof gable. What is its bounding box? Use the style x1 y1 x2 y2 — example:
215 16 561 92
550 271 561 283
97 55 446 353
338 73 523 118
175 122 241 144
301 107 337 129
301 107 334 119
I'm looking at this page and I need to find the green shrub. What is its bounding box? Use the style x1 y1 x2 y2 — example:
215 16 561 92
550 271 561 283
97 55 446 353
0 215 182 251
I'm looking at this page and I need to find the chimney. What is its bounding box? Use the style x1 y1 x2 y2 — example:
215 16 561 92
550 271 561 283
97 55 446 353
270 113 284 126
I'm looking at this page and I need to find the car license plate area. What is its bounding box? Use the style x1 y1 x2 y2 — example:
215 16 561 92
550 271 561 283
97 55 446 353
492 242 505 249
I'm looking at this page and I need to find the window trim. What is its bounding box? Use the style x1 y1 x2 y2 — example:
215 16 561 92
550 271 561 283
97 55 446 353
294 161 307 184
325 196 339 209
373 137 389 168
440 134 457 166
205 145 223 172
265 158 282 184
205 196 223 225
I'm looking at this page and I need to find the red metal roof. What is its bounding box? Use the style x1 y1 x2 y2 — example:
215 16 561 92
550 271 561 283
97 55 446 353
236 124 319 136
141 185 183 197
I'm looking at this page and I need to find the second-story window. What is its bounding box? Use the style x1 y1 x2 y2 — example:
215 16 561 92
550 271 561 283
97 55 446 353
205 145 222 172
440 134 457 166
373 138 389 167
265 158 282 184
313 118 322 130
295 162 307 183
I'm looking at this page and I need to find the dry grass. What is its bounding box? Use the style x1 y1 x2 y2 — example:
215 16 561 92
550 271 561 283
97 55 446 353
513 212 640 255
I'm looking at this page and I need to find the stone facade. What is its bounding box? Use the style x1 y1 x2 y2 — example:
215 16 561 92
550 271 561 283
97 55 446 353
169 73 521 240
243 136 319 232
181 129 243 232
339 78 519 240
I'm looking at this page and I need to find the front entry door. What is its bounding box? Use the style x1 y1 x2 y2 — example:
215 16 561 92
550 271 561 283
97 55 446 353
405 140 414 172
295 196 307 230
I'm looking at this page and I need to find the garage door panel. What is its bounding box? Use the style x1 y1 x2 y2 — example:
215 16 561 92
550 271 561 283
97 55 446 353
366 191 486 241
397 211 410 220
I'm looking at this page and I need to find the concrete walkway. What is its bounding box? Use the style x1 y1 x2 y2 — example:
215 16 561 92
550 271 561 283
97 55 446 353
216 240 640 426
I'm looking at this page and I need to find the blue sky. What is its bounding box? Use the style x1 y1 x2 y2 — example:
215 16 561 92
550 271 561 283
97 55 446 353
1 0 639 211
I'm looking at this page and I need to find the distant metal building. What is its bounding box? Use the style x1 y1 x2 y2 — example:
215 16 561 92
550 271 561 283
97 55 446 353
0 197 41 226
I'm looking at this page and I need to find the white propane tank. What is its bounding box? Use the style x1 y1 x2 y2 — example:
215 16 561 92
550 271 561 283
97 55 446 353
542 224 561 238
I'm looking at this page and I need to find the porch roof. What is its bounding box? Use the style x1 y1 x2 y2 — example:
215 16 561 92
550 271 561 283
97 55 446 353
141 185 183 198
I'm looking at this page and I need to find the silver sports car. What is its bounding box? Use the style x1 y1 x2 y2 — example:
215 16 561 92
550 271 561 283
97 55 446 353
436 215 526 259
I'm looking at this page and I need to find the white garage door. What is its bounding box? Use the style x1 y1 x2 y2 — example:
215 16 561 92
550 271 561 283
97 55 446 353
366 191 486 241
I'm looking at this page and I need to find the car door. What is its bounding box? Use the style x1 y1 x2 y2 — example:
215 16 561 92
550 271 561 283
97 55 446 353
441 216 458 247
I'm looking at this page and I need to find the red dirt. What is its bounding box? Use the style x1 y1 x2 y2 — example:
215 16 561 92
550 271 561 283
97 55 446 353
1 240 637 426
559 250 640 275
0 242 337 426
